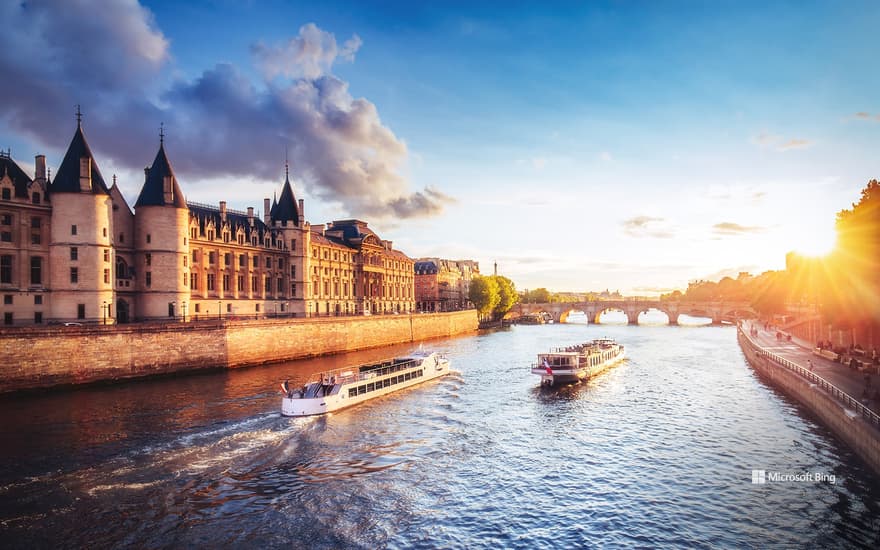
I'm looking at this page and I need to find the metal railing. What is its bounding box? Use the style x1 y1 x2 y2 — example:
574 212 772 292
738 326 880 429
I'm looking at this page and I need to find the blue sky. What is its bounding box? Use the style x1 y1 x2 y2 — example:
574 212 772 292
2 1 878 294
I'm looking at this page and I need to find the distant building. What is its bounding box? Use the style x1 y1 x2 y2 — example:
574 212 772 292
0 117 414 325
414 258 479 312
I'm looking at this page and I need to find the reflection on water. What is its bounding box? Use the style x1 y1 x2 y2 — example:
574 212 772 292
0 325 878 548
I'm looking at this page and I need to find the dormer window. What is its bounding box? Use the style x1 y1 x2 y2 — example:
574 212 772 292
32 192 40 204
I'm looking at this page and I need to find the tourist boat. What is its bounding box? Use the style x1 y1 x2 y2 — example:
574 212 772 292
532 338 625 386
280 351 450 417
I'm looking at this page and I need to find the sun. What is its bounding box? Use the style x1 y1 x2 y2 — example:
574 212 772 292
793 220 838 257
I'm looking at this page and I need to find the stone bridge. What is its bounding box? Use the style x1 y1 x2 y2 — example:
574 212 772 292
513 300 756 325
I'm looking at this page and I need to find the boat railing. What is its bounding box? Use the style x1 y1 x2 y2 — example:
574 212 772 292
310 357 423 386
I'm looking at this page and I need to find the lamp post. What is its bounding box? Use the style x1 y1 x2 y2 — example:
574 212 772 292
182 302 187 323
102 301 107 325
218 300 221 320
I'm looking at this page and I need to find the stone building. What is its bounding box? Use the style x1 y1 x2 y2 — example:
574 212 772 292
414 258 479 312
0 118 414 325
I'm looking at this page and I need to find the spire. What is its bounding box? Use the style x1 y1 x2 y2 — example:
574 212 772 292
159 122 164 146
272 162 300 224
134 136 187 208
50 118 109 195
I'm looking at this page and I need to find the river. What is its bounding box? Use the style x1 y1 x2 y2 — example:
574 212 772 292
1 324 878 548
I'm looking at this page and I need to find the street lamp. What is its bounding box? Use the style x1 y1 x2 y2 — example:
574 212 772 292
102 300 107 325
182 301 187 322
218 300 222 320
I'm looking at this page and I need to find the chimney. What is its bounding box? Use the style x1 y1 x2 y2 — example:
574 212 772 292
219 201 227 222
163 175 173 204
298 198 305 225
79 157 92 191
34 155 46 183
264 198 271 224
247 207 254 226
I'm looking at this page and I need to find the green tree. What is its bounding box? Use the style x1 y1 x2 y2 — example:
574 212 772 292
490 275 518 320
524 287 551 303
750 271 788 316
469 276 500 319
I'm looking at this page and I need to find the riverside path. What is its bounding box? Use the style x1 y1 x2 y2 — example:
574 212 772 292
745 321 880 415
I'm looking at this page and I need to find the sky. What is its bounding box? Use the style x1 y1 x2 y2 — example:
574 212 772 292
2 0 879 295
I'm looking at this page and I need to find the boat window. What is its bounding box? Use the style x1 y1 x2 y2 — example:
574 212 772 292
383 379 391 388
367 383 375 392
349 388 357 398
358 385 366 395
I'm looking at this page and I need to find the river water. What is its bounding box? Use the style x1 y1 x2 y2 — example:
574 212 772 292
1 324 879 548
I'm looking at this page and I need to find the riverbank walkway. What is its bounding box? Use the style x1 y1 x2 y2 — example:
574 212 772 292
743 321 880 415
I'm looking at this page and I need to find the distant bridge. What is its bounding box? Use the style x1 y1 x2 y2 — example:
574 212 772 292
514 300 756 325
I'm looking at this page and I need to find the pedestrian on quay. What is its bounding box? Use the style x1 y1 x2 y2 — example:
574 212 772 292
808 360 813 372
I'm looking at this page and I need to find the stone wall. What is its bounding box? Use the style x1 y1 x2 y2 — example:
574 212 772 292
738 330 880 476
0 310 477 392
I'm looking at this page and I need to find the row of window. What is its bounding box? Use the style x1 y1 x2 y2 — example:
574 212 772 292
2 294 43 305
0 255 41 285
191 250 286 270
191 227 289 249
0 188 41 203
347 369 425 397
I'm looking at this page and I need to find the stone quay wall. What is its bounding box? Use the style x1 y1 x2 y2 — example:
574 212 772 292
738 328 880 476
0 310 478 393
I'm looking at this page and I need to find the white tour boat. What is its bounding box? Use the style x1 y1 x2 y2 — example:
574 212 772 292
280 351 450 417
532 338 625 386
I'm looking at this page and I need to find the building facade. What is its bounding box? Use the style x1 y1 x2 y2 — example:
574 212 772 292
414 258 479 312
0 120 414 325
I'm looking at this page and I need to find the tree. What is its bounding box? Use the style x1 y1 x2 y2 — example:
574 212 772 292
490 275 518 320
523 288 550 303
823 179 880 330
750 271 788 316
469 276 500 319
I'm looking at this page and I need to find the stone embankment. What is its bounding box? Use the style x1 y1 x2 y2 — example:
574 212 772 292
0 310 478 393
738 325 880 475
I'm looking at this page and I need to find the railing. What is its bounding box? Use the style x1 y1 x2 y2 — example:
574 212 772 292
738 326 880 429
304 358 423 387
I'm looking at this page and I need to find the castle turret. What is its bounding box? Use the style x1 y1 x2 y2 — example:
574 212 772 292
48 114 115 323
133 132 189 320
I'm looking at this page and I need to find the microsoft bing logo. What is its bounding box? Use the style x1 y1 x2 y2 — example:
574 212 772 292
752 470 766 484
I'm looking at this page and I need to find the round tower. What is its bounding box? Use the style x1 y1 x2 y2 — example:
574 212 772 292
133 135 190 321
48 118 115 323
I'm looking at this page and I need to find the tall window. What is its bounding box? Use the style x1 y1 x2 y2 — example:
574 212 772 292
190 272 198 290
30 257 42 285
77 304 85 319
207 273 215 291
146 271 152 287
224 253 231 267
71 225 77 235
104 249 110 262
145 253 152 266
209 252 216 264
70 267 78 283
31 217 40 229
103 269 110 284
0 255 10 284
70 247 78 260
237 275 244 291
223 274 230 291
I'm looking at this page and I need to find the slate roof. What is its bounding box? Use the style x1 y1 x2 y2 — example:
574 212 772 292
0 154 33 199
414 261 438 275
270 174 299 224
135 143 187 208
188 203 273 244
50 123 109 195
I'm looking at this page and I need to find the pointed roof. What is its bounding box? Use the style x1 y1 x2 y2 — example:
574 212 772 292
270 166 300 224
50 122 109 195
134 142 187 208
0 153 33 199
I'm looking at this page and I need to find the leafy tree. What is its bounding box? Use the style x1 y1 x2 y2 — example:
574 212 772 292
750 271 788 316
469 276 500 319
823 179 880 328
490 275 518 320
523 288 551 303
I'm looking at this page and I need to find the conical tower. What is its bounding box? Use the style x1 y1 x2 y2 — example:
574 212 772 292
133 128 190 320
48 112 115 323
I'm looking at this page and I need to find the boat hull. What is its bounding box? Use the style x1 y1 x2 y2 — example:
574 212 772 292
532 349 626 387
282 353 450 417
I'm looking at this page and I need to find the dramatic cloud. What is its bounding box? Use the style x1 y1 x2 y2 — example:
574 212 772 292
252 23 362 80
0 4 449 220
712 222 767 235
621 216 674 239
